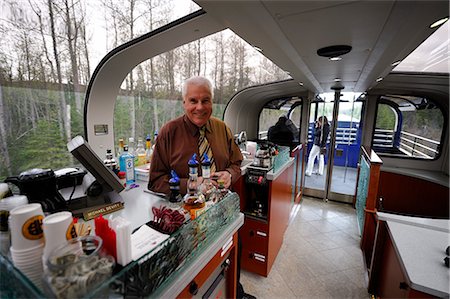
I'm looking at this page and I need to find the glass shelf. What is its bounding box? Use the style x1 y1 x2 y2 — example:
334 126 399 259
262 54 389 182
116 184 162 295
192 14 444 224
0 192 241 298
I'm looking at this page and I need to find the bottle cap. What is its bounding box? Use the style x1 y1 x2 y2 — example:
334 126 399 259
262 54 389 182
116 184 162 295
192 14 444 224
169 170 180 185
146 134 151 141
188 153 199 167
118 171 126 179
201 153 211 166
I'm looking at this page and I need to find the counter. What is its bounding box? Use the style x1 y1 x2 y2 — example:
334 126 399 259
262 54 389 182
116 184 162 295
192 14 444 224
0 186 244 298
369 212 450 298
381 166 449 188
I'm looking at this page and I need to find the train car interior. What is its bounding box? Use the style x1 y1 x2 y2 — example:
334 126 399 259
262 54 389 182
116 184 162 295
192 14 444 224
1 0 448 298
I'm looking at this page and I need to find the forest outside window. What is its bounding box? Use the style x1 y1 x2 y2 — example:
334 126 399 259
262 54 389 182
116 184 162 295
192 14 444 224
372 96 444 159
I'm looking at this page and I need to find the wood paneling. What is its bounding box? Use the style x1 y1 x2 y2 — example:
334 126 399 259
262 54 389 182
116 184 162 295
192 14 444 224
378 171 449 218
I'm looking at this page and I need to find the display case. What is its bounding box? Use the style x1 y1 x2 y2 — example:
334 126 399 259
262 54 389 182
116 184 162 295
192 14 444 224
0 192 242 298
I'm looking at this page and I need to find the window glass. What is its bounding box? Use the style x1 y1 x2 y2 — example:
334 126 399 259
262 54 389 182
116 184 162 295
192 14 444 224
114 28 290 149
258 97 302 145
394 20 449 73
0 2 289 181
372 97 444 159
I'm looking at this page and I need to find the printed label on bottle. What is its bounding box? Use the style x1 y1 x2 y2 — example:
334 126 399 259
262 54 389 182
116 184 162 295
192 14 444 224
125 157 135 181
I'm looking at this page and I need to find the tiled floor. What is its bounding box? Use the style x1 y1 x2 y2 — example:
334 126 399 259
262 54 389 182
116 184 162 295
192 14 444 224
240 196 370 299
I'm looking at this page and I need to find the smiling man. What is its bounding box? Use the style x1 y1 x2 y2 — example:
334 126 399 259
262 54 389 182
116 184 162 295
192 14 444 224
148 76 243 195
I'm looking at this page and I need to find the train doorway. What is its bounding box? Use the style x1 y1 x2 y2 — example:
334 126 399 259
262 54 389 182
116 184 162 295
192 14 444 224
303 92 363 203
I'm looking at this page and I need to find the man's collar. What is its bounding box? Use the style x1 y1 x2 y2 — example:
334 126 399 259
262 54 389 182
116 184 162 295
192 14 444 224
183 115 212 135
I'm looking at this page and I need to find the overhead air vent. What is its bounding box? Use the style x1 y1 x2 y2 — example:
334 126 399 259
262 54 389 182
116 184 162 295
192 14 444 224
317 45 352 58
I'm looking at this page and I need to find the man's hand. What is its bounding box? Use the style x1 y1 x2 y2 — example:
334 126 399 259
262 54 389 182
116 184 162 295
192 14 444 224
211 170 232 188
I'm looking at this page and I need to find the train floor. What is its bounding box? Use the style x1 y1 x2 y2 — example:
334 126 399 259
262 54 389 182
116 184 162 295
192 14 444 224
240 196 370 298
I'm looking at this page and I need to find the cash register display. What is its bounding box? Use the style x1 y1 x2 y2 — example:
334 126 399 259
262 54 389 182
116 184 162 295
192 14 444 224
67 136 124 193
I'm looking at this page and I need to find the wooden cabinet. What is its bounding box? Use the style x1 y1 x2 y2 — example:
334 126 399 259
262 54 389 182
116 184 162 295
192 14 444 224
238 162 294 277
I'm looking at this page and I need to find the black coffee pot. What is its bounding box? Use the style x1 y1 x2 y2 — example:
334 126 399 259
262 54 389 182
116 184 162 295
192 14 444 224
5 168 68 212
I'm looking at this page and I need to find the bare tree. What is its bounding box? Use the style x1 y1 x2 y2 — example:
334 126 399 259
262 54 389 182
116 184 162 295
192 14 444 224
0 85 12 176
48 0 69 140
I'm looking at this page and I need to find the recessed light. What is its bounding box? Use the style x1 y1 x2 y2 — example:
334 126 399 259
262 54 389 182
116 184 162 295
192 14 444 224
317 45 352 58
253 46 263 52
298 82 304 86
329 57 342 61
391 60 402 67
376 77 383 82
334 78 342 82
430 17 448 28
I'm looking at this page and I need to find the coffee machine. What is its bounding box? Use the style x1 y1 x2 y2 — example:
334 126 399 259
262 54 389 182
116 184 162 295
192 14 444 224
5 168 68 213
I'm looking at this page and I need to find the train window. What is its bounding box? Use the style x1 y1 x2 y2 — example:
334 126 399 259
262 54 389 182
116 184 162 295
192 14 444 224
372 96 444 159
0 2 287 181
258 97 301 145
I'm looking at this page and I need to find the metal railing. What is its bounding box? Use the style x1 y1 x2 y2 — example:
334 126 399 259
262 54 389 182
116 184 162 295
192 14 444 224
373 129 440 159
307 126 358 145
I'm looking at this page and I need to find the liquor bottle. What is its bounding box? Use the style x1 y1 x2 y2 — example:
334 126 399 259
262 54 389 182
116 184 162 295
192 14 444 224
128 137 137 166
198 153 217 202
216 179 230 202
152 130 158 152
145 134 153 163
136 138 146 166
104 149 118 174
183 154 205 219
117 138 124 162
168 170 182 205
119 145 135 188
187 153 199 196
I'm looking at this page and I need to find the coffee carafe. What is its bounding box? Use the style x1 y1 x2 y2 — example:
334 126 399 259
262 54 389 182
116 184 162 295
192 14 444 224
5 168 68 213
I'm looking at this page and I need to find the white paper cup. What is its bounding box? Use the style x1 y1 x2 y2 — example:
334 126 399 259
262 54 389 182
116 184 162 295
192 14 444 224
9 203 44 250
42 211 75 260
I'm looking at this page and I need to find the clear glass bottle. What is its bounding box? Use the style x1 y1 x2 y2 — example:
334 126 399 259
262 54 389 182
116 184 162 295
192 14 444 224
198 153 217 202
117 138 124 161
216 179 230 202
136 138 146 166
187 154 199 196
104 149 118 174
119 145 135 188
145 134 153 163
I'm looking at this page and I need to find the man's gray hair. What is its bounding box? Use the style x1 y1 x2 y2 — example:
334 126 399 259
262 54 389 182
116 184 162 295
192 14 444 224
182 76 214 99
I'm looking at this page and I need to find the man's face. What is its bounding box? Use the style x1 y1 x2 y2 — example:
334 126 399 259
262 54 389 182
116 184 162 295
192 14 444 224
183 84 213 127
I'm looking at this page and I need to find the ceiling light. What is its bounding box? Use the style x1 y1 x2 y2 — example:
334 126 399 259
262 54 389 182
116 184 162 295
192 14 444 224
334 78 342 82
376 77 383 82
253 46 263 52
391 60 402 67
329 57 342 61
298 82 304 86
317 45 352 58
430 17 448 28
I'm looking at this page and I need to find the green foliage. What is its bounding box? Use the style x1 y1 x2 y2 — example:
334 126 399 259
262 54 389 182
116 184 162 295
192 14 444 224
375 104 395 130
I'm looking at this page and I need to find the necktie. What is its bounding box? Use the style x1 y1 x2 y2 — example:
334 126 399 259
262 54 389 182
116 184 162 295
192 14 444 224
198 126 216 173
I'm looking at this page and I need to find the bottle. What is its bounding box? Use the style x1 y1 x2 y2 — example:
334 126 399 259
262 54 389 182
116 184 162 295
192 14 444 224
183 154 205 220
136 138 146 166
104 149 118 174
117 138 124 162
152 130 158 152
198 153 217 202
128 137 137 166
145 134 153 163
187 153 199 196
119 145 135 188
216 179 230 202
168 170 182 205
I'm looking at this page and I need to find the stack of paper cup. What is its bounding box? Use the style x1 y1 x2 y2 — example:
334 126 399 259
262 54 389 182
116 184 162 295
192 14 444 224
0 195 28 255
8 203 45 288
42 211 75 266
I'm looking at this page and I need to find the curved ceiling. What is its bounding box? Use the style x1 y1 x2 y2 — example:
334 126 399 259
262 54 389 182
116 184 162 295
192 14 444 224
195 0 449 93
